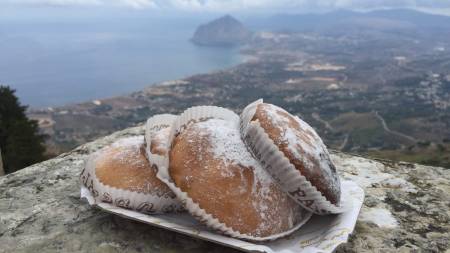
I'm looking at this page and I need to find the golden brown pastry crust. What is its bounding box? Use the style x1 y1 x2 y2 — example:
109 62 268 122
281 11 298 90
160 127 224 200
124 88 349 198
169 118 302 237
95 134 173 197
252 103 340 205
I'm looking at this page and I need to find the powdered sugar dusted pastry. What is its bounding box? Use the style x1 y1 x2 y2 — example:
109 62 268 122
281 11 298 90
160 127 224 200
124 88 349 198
240 100 346 214
167 116 311 240
80 135 182 214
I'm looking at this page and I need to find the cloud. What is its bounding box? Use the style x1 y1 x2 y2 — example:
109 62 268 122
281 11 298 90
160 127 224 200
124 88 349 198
330 0 450 9
158 0 450 13
4 0 450 11
4 0 157 9
146 0 450 10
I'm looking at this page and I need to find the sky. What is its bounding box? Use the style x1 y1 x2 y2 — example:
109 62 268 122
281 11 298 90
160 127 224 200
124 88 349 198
2 0 450 14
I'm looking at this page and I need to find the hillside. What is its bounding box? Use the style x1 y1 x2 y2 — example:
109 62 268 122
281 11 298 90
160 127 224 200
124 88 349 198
29 9 450 168
251 9 450 32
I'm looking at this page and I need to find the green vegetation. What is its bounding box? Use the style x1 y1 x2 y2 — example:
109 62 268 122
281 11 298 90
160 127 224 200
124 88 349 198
331 112 379 131
26 20 450 170
367 143 450 169
0 86 46 174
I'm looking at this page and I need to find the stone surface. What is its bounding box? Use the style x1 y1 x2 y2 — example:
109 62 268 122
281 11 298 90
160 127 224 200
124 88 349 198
1 126 449 253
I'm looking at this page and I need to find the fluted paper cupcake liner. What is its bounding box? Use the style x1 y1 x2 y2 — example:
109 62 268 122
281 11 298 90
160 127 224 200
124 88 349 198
144 114 178 168
79 137 183 214
240 99 351 215
151 105 313 241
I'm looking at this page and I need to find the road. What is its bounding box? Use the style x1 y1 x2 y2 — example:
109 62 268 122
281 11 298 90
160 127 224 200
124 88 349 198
374 111 416 143
311 112 334 131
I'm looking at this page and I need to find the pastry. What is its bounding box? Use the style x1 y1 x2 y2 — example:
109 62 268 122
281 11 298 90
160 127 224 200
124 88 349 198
161 109 311 240
81 135 182 214
240 100 344 214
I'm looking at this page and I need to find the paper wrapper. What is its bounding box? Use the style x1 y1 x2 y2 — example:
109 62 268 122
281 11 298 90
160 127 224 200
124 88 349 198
79 136 183 214
81 180 364 252
151 105 313 241
240 99 351 215
144 114 178 168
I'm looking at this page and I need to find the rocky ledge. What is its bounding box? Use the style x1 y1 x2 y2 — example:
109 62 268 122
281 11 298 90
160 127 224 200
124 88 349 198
1 126 449 253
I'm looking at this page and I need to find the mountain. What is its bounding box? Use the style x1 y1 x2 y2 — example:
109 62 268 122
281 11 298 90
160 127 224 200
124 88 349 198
249 9 450 32
28 8 450 169
191 15 252 47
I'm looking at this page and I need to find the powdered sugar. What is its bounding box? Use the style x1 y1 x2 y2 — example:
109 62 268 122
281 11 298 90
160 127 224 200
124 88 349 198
105 136 147 169
262 104 340 201
191 118 305 235
157 106 312 238
84 133 182 213
194 119 274 192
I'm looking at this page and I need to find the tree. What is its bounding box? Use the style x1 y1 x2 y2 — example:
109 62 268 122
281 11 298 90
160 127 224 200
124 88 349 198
0 85 46 174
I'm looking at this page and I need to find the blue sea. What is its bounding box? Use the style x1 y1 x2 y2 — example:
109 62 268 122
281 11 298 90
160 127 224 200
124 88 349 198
0 9 242 108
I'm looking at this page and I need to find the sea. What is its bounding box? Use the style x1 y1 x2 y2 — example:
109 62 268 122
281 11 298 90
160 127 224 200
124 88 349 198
0 8 242 108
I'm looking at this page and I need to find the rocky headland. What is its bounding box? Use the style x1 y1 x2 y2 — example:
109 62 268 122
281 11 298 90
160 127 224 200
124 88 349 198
191 15 252 47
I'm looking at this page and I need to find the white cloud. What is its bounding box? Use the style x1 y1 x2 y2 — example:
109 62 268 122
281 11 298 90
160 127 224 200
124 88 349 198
163 0 450 12
4 0 450 11
4 0 157 9
122 0 157 9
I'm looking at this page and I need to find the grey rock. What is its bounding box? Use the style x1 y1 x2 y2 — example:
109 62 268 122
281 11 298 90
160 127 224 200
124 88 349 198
1 127 449 253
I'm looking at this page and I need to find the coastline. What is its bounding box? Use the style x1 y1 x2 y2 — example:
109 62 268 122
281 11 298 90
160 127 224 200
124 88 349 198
27 30 450 169
28 46 246 111
27 47 253 155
